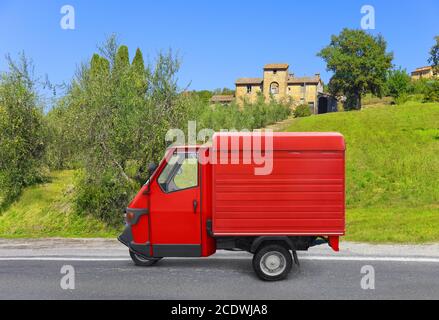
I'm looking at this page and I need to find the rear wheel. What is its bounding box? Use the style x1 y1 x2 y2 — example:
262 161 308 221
252 244 292 281
129 250 162 267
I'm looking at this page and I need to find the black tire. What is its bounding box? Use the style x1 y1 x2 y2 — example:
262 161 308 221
252 244 292 281
129 250 162 267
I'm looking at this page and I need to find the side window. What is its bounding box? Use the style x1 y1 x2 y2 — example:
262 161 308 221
158 152 198 193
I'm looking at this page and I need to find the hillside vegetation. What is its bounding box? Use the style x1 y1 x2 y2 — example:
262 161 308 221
0 171 118 238
285 102 439 243
2 102 438 243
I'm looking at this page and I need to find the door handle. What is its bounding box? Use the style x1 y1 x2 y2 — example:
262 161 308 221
193 200 198 213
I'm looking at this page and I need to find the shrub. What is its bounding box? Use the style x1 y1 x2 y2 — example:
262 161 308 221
386 68 411 99
423 80 439 103
0 54 46 209
394 93 410 105
293 104 312 118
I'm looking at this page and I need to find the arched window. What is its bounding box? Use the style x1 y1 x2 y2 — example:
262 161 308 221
270 82 279 95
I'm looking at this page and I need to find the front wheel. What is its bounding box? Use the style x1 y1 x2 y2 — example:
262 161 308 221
129 250 162 267
252 244 292 281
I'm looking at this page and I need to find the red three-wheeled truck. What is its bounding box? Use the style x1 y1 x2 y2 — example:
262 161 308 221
118 132 345 281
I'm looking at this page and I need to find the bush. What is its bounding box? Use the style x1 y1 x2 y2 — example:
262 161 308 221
74 170 137 226
183 93 291 132
394 93 410 105
423 80 439 103
386 68 411 99
0 55 46 209
293 104 312 118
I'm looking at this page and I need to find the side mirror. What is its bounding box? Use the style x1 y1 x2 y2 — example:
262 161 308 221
148 163 158 177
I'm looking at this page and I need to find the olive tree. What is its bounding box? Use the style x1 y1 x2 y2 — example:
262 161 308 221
0 54 46 208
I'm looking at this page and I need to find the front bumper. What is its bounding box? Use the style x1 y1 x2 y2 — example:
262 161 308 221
117 225 133 247
118 225 152 258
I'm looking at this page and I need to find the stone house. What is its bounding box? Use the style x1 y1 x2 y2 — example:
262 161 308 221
235 63 337 114
210 95 235 105
411 66 435 80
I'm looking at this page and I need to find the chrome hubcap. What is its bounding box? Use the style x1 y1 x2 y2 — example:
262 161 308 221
260 252 286 276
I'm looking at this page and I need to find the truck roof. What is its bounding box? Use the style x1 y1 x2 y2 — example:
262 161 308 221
212 132 345 151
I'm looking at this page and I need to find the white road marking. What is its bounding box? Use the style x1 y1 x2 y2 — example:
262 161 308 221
301 256 439 263
0 255 439 263
0 257 130 261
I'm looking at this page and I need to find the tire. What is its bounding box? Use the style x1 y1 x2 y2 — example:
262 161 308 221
252 244 292 281
129 250 162 267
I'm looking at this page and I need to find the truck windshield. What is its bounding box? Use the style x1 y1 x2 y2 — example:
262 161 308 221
157 152 198 193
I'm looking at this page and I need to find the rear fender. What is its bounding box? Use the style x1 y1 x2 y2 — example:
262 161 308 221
250 236 295 253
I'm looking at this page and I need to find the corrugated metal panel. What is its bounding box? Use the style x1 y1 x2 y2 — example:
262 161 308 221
212 134 345 236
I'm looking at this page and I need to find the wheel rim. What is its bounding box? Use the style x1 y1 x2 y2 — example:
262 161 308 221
260 251 286 276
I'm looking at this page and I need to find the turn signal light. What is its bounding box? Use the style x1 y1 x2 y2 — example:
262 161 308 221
125 212 135 223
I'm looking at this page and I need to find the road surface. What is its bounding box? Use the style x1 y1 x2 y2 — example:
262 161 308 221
0 239 438 300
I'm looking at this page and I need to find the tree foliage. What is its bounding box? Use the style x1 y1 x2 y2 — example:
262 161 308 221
54 43 184 225
423 80 439 103
293 104 312 118
318 28 393 110
0 54 46 208
386 68 411 99
428 36 439 75
46 37 291 226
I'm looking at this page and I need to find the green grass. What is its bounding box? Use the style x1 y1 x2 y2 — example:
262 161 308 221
285 102 439 243
0 170 119 238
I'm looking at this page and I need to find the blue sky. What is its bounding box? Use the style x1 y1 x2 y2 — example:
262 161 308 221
0 0 438 91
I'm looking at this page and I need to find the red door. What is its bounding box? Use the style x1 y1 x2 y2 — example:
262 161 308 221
149 150 202 257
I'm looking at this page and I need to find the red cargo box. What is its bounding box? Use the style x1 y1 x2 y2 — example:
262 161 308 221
212 132 346 236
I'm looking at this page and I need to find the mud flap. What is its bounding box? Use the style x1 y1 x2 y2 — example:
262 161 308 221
328 236 340 252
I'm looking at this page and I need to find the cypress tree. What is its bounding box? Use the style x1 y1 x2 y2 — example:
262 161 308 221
114 45 130 73
90 54 102 79
100 56 110 77
131 48 147 93
90 54 110 80
132 48 145 73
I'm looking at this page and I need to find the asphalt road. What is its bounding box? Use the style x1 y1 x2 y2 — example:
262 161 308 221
1 240 439 300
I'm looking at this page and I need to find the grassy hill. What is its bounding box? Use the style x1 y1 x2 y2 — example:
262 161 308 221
0 171 118 238
285 102 439 243
1 102 438 243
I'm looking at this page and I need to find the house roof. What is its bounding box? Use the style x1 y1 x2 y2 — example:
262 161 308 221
210 95 235 103
288 75 321 84
264 63 289 70
411 66 433 74
235 78 263 85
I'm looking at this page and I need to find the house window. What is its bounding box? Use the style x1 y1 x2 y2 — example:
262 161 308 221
273 70 277 75
300 84 306 95
247 85 252 94
270 82 279 95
